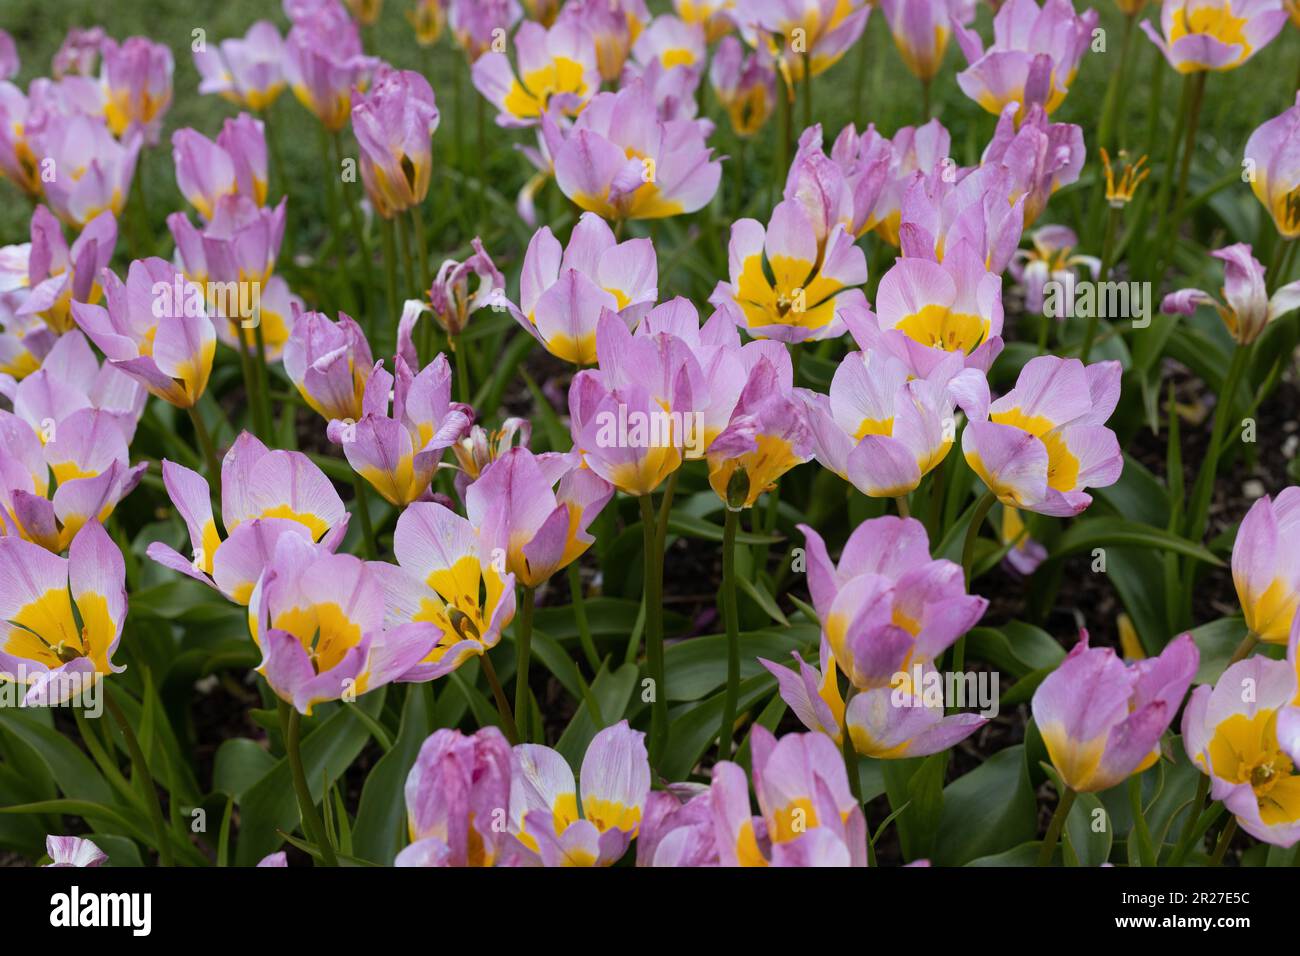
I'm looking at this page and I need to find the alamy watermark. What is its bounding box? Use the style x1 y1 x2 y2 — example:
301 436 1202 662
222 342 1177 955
1043 275 1152 329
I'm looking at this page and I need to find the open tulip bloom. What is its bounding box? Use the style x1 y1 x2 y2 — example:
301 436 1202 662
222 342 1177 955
963 355 1123 516
146 432 350 605
6 0 1300 883
0 520 125 705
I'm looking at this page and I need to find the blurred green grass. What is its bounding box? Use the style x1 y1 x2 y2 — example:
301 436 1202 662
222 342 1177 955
2 1 1298 303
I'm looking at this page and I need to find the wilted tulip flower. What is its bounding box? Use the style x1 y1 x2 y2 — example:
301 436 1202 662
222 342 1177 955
146 432 350 605
0 521 125 704
0 406 144 553
1232 489 1300 645
710 199 867 343
1010 225 1100 316
802 516 988 690
549 79 721 222
351 66 440 219
880 0 974 82
8 330 146 446
861 240 1005 376
173 114 269 220
1184 630 1300 846
560 0 651 82
799 348 989 498
474 17 600 128
1034 632 1198 792
397 727 516 867
428 238 505 338
44 836 107 868
385 501 517 679
328 354 472 506
450 418 530 498
511 720 650 866
963 355 1123 516
982 102 1084 226
99 37 173 144
510 213 657 364
408 0 448 46
193 21 286 111
252 533 440 714
1244 92 1300 239
735 0 871 82
713 727 868 866
451 0 524 62
709 36 776 137
36 114 141 228
466 447 613 588
1162 243 1300 346
954 0 1097 119
706 357 812 509
53 28 106 79
284 2 378 131
1142 0 1287 73
18 207 116 335
70 258 216 409
284 310 374 423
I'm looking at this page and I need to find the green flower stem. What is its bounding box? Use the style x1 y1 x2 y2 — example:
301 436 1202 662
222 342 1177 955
1168 774 1212 866
1186 343 1250 542
514 586 537 742
1128 773 1157 867
1097 14 1137 155
952 490 996 678
1227 631 1260 668
640 494 669 768
480 653 520 745
333 132 374 324
842 688 861 802
568 562 601 674
1082 205 1122 363
1209 816 1238 866
253 320 274 437
717 507 741 759
317 125 356 317
259 105 288 203
104 694 173 867
1037 784 1077 866
452 333 471 404
411 202 431 293
380 217 399 348
800 54 813 131
234 326 266 438
961 491 997 589
351 474 377 559
277 698 337 866
185 405 222 496
894 495 910 519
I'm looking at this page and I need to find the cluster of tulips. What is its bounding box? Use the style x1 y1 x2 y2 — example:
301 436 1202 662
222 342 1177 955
3 0 1300 870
